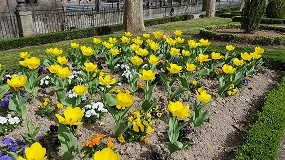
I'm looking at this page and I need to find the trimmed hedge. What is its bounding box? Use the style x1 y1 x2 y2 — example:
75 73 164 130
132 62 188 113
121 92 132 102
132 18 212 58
232 16 285 24
233 75 285 160
215 12 242 18
0 14 194 51
199 24 285 45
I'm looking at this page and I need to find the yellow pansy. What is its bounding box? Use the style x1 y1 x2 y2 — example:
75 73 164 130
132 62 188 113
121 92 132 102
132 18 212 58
118 135 125 143
93 38 102 44
139 69 156 81
233 58 244 66
55 107 83 126
7 75 26 90
186 63 196 72
99 75 117 86
108 37 117 44
73 85 88 96
197 53 210 63
19 52 30 59
241 52 252 61
135 48 149 57
70 42 79 48
17 142 47 160
148 55 160 65
84 62 98 72
196 88 211 103
182 50 191 56
192 79 198 85
173 30 183 36
56 67 71 78
81 46 94 56
94 148 120 160
226 45 235 51
169 48 180 56
222 64 236 74
199 39 210 46
125 31 132 37
109 48 120 56
116 90 134 110
121 36 130 43
167 63 183 74
153 31 163 39
57 56 68 65
131 56 143 66
211 52 224 60
168 101 190 119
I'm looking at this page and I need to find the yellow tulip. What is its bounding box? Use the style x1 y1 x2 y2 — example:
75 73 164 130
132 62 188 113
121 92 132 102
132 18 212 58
57 56 68 65
84 62 98 72
93 148 120 160
166 38 176 46
175 37 185 43
143 33 150 39
199 39 210 46
20 57 41 70
55 107 83 126
130 43 140 51
48 64 61 74
108 37 117 44
121 36 130 43
125 31 132 37
19 52 30 59
148 55 160 65
56 67 71 78
93 38 102 44
139 69 156 81
81 46 94 56
17 142 47 160
241 52 252 61
135 48 149 57
70 42 79 48
109 48 120 56
46 48 63 56
188 40 199 48
169 48 180 56
182 50 191 56
250 52 262 59
168 101 190 119
130 56 143 66
255 46 264 54
233 58 244 66
196 88 211 103
153 31 163 39
197 53 210 63
167 63 183 74
186 63 196 72
99 75 117 86
7 75 26 90
173 30 183 36
222 64 236 74
226 45 235 51
211 52 224 60
116 90 134 110
149 42 160 51
73 85 88 96
102 42 114 49
132 37 143 45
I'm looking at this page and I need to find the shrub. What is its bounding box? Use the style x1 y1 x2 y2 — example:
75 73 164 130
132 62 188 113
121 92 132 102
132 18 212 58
241 0 267 33
265 0 285 18
234 76 285 160
232 16 285 24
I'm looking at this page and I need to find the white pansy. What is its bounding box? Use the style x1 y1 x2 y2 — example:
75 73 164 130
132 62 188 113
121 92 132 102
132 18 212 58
0 116 7 124
8 116 21 125
67 90 77 98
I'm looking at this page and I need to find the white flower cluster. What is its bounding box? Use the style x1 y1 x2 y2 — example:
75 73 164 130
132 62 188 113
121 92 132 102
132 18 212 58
82 102 108 118
40 75 51 86
68 71 83 84
115 64 132 79
0 114 21 125
67 90 87 101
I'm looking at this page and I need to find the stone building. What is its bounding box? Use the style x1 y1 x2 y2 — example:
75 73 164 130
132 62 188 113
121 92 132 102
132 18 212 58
0 0 62 12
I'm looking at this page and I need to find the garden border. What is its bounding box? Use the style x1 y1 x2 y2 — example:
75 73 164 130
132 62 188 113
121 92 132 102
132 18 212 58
232 16 285 24
233 75 285 160
0 14 194 51
199 24 285 45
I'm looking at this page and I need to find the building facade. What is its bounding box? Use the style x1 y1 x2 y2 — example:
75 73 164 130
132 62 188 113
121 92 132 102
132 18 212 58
0 0 62 12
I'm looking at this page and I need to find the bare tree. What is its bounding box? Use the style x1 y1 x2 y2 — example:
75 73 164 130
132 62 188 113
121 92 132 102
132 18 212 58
205 0 216 17
123 0 145 32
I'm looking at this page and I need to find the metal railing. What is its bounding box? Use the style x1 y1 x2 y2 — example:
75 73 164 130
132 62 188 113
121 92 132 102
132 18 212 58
0 13 19 40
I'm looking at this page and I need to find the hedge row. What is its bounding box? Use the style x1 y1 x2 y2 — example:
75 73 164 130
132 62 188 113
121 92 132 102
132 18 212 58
199 24 285 45
232 16 285 24
0 14 194 51
215 12 242 18
233 75 285 160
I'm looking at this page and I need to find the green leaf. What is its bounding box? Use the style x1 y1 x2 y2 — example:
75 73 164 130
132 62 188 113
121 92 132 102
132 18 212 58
179 77 188 88
0 84 9 100
193 111 209 127
141 100 157 113
105 93 117 106
114 122 129 136
170 87 188 100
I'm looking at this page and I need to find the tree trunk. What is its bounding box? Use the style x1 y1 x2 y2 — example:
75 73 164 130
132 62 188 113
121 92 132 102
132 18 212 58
206 0 216 17
123 0 145 32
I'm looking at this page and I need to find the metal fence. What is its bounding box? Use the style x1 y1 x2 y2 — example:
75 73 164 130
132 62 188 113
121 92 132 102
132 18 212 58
0 13 19 40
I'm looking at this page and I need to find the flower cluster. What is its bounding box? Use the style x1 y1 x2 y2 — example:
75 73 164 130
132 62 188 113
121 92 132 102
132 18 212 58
82 102 108 122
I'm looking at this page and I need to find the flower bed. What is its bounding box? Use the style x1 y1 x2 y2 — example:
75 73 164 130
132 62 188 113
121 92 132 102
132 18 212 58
199 24 285 45
0 30 267 159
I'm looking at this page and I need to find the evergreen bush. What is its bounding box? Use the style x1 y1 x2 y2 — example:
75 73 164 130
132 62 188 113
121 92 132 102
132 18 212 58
265 0 285 18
